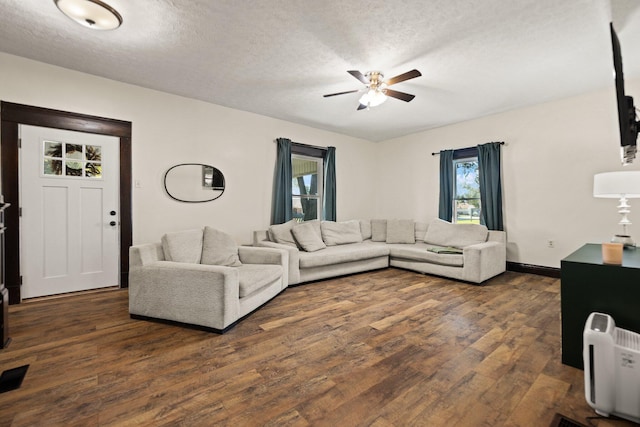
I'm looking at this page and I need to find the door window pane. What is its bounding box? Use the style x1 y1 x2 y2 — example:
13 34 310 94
85 145 102 161
65 144 83 160
66 161 83 176
44 141 62 158
85 163 102 178
43 159 62 175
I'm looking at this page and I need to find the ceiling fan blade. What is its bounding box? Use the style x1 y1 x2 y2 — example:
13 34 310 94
357 103 368 111
386 69 422 86
347 70 369 84
385 89 415 102
323 89 360 98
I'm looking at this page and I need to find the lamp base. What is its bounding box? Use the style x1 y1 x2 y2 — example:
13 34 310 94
611 234 636 248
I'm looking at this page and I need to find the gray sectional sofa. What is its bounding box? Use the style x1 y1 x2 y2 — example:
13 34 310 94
253 218 506 285
128 219 506 334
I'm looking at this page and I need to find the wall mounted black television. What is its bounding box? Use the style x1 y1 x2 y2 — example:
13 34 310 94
610 22 638 165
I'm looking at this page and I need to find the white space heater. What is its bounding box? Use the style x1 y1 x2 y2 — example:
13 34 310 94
583 312 640 423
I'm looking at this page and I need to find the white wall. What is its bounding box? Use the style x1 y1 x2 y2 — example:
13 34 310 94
4 51 640 269
0 52 378 245
376 80 640 268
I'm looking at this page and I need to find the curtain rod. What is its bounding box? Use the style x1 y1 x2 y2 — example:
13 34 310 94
275 138 328 151
431 141 505 156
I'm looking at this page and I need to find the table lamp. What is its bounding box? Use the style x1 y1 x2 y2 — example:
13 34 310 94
593 171 640 247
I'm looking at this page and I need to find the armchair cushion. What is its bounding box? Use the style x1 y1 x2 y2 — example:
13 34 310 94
201 226 242 267
161 229 203 263
238 264 283 297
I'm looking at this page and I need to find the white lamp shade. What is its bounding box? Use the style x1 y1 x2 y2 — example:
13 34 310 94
359 89 387 107
593 171 640 198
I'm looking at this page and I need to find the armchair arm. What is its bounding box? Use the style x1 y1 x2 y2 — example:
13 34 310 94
239 246 286 264
129 243 164 267
129 261 240 330
239 246 289 286
254 241 300 285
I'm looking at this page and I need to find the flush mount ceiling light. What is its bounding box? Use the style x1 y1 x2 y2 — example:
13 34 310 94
54 0 123 30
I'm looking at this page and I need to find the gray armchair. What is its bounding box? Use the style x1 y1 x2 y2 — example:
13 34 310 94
129 227 288 333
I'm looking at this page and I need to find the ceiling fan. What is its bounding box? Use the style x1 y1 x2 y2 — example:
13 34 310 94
323 69 421 110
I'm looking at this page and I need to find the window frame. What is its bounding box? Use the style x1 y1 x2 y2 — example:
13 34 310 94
291 143 325 222
452 148 481 225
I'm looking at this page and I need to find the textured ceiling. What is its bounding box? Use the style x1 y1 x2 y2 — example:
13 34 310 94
2 0 640 141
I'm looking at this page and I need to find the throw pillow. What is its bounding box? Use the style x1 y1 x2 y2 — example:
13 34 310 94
360 219 372 240
161 228 204 263
386 219 416 244
321 220 363 246
268 219 298 248
371 219 387 242
423 218 488 248
415 221 428 241
292 222 326 252
201 226 242 266
301 219 322 240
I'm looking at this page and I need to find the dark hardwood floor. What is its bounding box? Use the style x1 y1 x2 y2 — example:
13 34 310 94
0 269 634 426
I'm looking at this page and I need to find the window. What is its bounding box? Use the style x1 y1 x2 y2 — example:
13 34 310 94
292 154 323 221
273 138 333 225
453 155 481 224
43 140 103 179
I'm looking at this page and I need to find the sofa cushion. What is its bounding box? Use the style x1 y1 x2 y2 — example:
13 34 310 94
386 219 416 244
423 218 488 248
269 219 298 248
292 222 326 252
201 227 242 267
303 219 321 236
237 264 283 297
161 229 203 263
299 242 389 268
321 220 363 246
388 243 464 267
415 221 428 241
360 220 372 240
371 219 387 242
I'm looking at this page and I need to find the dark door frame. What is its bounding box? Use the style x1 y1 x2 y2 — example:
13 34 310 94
0 102 132 304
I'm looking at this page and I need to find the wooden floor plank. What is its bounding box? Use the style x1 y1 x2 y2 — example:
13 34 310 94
0 268 632 426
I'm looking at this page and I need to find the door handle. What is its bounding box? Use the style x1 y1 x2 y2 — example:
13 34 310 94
109 221 117 226
110 211 116 216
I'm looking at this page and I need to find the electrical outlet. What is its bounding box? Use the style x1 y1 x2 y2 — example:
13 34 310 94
547 240 555 248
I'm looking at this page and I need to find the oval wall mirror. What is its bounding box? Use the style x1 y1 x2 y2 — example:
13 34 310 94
164 163 225 203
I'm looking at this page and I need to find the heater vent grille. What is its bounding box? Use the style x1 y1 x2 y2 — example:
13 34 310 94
616 328 640 350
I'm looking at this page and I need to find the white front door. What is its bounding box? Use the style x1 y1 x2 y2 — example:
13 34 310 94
19 125 120 299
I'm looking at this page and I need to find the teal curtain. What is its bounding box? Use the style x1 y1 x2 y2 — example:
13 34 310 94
438 149 454 221
478 142 503 231
271 138 292 225
323 146 336 221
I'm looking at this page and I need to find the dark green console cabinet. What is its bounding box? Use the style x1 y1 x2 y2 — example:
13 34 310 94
561 244 640 369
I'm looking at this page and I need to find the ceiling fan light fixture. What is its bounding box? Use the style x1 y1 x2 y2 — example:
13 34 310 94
359 89 387 108
54 0 123 30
